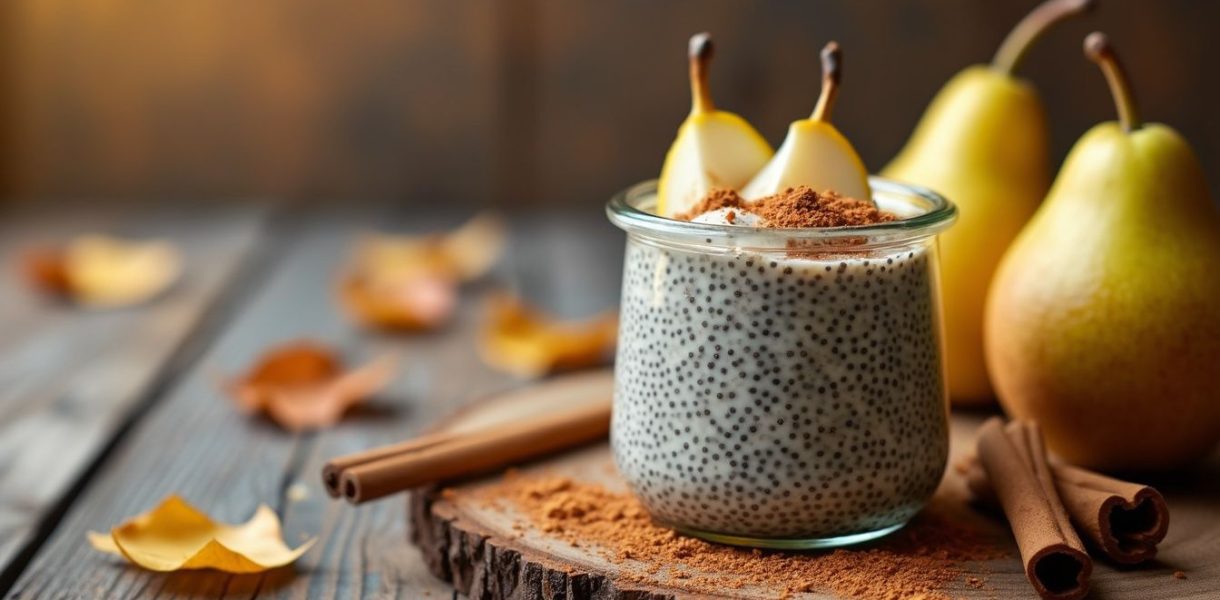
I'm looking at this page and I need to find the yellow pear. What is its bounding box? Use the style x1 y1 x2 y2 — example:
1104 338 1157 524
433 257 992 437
656 33 773 218
742 42 871 203
883 0 1094 406
986 33 1220 471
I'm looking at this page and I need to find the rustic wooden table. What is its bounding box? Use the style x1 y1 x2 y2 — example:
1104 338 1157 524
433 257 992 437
0 204 1216 599
0 203 623 599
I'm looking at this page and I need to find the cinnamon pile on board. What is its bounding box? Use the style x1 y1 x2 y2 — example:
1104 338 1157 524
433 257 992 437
476 473 1006 599
677 186 895 227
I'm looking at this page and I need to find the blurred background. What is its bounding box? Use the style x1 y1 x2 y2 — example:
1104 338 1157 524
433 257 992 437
2 0 1217 211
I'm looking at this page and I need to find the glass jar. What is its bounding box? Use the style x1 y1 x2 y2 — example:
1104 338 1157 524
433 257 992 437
605 178 957 549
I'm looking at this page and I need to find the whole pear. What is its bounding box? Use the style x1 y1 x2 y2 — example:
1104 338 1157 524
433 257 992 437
986 33 1220 471
883 0 1094 405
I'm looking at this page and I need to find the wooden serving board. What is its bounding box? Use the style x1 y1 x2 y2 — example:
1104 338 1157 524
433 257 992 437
408 370 1220 599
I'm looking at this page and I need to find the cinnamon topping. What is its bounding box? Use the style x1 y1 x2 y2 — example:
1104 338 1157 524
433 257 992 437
676 186 895 227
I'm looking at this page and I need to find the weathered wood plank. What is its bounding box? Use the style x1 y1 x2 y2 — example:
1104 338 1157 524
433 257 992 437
3 210 623 599
2 211 413 600
0 206 267 583
276 300 508 600
274 210 623 599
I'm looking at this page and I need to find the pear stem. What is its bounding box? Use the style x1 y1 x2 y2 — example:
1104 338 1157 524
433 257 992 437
688 32 715 114
992 0 1095 75
1084 32 1142 132
810 41 841 122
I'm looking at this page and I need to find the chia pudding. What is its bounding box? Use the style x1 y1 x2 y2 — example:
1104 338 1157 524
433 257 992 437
606 179 956 547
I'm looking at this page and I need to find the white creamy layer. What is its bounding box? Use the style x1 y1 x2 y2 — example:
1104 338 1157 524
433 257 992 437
690 207 768 227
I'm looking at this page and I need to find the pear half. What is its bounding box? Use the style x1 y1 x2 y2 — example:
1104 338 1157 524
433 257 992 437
742 42 871 203
656 33 773 218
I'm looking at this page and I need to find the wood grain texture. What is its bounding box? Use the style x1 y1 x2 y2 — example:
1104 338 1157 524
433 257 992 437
0 206 265 582
1 0 497 206
274 211 622 599
2 211 624 599
410 383 1220 599
2 211 444 600
5 1 1219 209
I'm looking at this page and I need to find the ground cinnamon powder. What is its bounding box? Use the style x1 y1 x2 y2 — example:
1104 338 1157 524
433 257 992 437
678 187 747 220
475 473 1005 599
676 186 895 228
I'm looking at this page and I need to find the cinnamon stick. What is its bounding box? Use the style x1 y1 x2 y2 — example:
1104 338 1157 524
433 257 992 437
962 455 1169 565
322 430 459 497
335 399 612 503
976 418 1092 600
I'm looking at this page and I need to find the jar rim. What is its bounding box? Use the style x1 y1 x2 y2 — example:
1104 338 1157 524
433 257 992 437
606 177 956 247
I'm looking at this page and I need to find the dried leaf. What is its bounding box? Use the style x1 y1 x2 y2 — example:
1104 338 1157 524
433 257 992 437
21 247 72 295
437 213 508 281
227 341 394 431
339 273 457 332
88 495 314 573
354 212 506 283
22 235 181 308
338 213 504 331
478 294 618 378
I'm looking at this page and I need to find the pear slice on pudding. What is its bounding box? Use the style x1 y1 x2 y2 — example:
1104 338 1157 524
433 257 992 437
656 33 773 218
742 42 871 204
